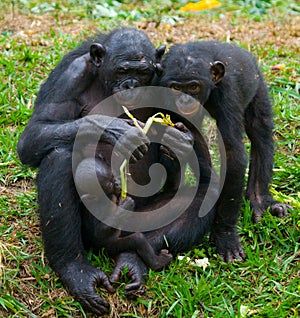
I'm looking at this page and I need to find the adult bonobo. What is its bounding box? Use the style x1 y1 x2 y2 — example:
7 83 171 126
159 41 291 262
17 28 194 314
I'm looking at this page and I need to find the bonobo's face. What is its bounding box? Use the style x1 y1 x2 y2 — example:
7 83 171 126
159 43 225 117
90 28 165 107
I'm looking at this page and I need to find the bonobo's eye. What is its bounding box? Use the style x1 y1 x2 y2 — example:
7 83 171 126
137 68 153 78
116 67 128 75
170 83 182 91
188 83 201 94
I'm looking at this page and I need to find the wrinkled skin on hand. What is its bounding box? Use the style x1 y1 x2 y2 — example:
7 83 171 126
111 252 148 296
60 259 115 315
76 115 150 162
160 122 194 161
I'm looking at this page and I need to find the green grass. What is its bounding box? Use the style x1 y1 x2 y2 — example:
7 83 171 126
0 0 299 317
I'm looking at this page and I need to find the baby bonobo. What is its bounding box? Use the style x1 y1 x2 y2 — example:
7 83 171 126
74 155 173 272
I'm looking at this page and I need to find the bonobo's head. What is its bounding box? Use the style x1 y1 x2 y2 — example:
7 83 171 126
90 27 165 106
159 42 225 116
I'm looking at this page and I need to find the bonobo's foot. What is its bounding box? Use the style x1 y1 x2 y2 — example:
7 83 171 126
59 260 114 315
211 229 246 263
111 252 148 296
250 195 292 223
151 249 173 271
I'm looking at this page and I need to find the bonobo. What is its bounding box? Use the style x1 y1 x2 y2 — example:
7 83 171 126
17 28 195 315
159 41 291 262
74 156 173 272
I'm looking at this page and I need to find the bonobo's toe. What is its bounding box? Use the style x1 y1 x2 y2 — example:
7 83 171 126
270 202 292 218
212 229 246 263
124 282 146 297
151 249 173 271
252 208 263 223
251 197 292 223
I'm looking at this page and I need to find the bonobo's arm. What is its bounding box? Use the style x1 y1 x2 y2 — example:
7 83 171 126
159 122 194 191
17 51 149 167
17 113 149 167
211 114 247 262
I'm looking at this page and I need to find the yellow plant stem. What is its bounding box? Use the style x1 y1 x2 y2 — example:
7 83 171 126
120 106 174 200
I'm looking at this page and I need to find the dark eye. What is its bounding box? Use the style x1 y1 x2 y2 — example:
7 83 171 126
116 67 129 75
188 83 200 94
137 69 152 77
170 83 181 91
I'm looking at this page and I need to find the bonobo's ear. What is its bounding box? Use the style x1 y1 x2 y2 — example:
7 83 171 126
155 45 166 62
90 43 106 68
154 45 166 76
210 61 225 84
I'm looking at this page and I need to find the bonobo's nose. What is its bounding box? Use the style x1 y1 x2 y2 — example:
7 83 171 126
121 79 139 90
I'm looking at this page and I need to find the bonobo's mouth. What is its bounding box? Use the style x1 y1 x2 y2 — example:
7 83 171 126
175 93 201 117
113 88 141 108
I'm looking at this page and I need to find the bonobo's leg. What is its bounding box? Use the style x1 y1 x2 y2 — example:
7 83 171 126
111 185 216 293
245 82 291 222
37 148 114 315
107 231 173 272
211 116 247 262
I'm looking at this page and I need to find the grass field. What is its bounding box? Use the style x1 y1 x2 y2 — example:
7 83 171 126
0 0 299 317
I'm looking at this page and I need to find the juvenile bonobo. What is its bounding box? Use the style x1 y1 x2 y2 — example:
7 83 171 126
17 28 194 315
159 41 291 262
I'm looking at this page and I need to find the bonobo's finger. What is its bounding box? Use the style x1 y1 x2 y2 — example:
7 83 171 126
80 294 110 315
160 131 193 160
110 263 126 283
112 252 148 298
70 270 113 315
124 281 146 296
95 270 115 293
130 144 149 163
115 127 150 162
162 125 193 151
124 118 145 129
124 266 146 296
174 122 188 132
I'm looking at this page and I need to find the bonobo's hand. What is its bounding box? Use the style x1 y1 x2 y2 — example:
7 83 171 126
160 122 194 161
59 259 114 315
111 252 148 296
77 115 150 162
211 227 246 263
